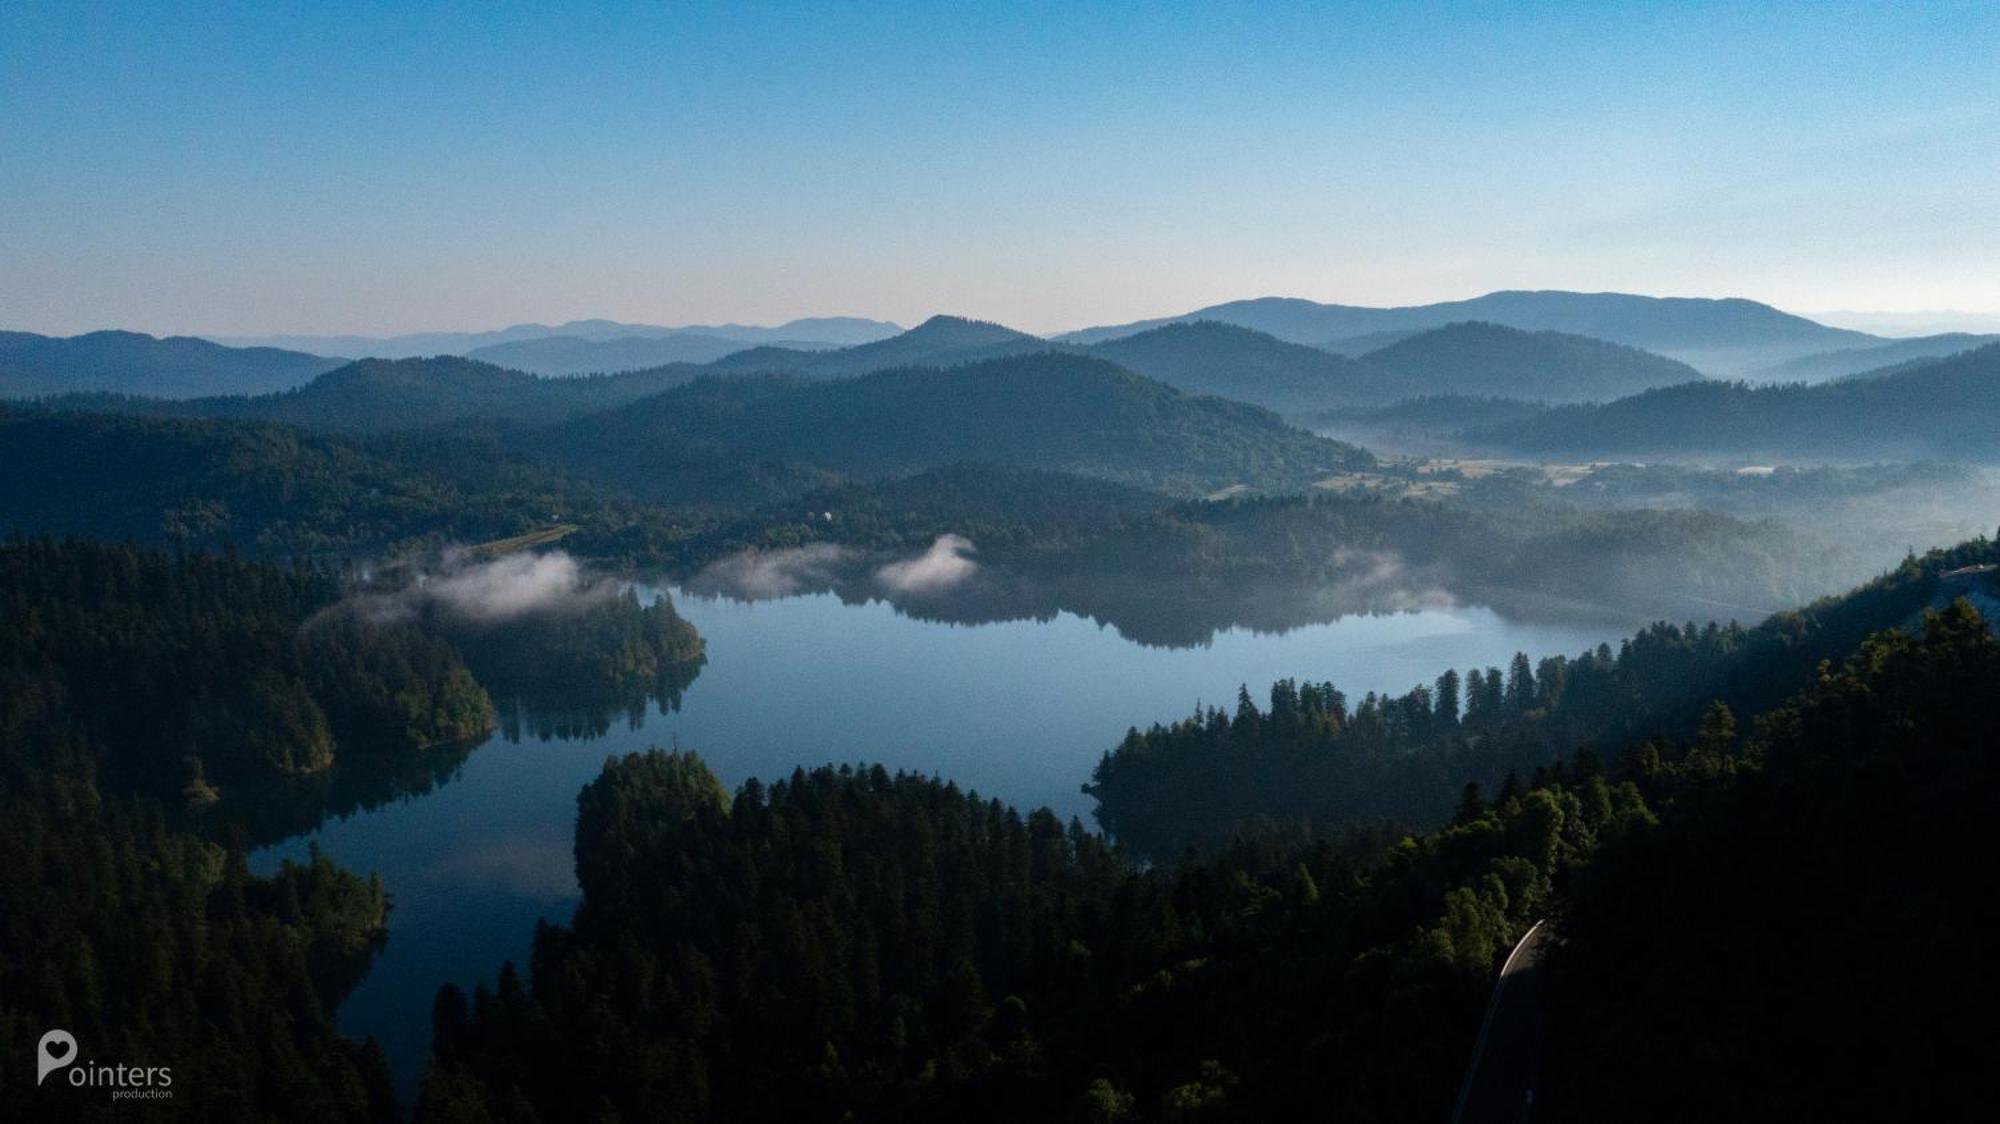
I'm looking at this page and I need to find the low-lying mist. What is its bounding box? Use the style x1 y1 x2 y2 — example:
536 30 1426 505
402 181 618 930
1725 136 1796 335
874 534 978 595
318 546 706 721
338 548 620 625
689 535 981 601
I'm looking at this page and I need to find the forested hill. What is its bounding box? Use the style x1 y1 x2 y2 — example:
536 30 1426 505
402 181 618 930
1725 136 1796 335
0 329 343 398
527 354 1373 496
1086 533 2000 856
1470 341 2000 461
418 749 1548 1121
60 355 714 435
0 539 488 797
0 407 668 556
1359 321 1705 403
1085 320 1379 412
1540 599 2000 1120
707 315 1048 376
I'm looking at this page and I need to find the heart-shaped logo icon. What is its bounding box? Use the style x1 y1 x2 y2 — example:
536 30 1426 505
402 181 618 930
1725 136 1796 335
38 1030 78 1085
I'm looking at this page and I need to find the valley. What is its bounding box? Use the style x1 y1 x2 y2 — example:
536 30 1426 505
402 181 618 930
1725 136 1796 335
6 289 1997 1122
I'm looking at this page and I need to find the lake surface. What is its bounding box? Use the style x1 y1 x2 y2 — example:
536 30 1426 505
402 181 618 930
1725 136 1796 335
253 588 1615 1098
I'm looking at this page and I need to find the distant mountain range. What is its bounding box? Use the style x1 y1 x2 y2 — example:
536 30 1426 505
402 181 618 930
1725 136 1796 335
212 316 903 360
710 315 1049 377
1058 290 1876 375
703 315 1706 410
1467 342 2000 462
22 291 1995 465
31 311 1729 437
0 330 345 399
465 333 769 375
1748 333 2000 384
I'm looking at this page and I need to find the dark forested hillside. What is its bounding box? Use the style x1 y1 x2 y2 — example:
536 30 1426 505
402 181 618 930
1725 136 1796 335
0 537 713 1114
1359 321 1703 403
0 780 402 1120
1085 535 1999 856
0 542 470 1119
1540 599 2000 1121
1085 320 1380 412
0 539 490 797
0 329 342 399
0 538 708 800
1472 341 2000 461
418 750 1571 1122
0 407 659 556
529 355 1374 496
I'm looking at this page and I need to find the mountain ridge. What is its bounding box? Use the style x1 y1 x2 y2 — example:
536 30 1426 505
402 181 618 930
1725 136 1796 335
1057 290 1875 375
0 329 346 399
1469 341 2000 461
213 315 903 359
706 315 1052 377
1750 332 2000 384
1359 321 1707 403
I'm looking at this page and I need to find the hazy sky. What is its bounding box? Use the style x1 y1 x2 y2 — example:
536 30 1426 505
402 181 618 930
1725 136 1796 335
4 1 1998 337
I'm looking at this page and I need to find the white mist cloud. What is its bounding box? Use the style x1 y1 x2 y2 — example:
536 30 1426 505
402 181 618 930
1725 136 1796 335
342 549 615 625
423 551 607 622
875 534 978 596
1319 548 1456 612
691 543 851 600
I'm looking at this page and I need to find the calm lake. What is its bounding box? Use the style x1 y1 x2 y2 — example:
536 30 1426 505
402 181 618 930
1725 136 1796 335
253 587 1615 1097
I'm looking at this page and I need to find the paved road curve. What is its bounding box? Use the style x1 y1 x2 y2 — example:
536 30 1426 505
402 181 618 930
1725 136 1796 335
1450 920 1554 1123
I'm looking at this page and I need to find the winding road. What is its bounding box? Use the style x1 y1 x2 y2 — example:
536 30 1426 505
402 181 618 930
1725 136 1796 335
1450 920 1554 1123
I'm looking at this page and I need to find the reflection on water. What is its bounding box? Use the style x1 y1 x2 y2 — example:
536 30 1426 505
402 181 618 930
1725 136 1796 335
204 665 702 849
251 587 1615 1100
491 659 701 744
690 560 1646 649
197 737 479 850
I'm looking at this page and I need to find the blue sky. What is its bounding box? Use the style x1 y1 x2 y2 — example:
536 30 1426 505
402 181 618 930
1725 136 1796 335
3 1 1997 336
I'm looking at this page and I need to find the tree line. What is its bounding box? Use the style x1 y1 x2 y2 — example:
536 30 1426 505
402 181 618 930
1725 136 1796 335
1085 534 1998 856
0 537 709 1118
